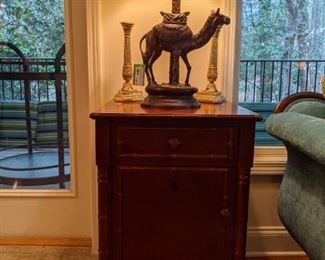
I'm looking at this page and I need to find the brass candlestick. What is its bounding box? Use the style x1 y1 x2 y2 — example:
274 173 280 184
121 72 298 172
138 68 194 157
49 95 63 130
114 22 144 102
195 27 226 104
321 75 325 97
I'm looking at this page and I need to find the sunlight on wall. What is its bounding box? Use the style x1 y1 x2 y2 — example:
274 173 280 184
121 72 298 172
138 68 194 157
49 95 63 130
99 0 225 101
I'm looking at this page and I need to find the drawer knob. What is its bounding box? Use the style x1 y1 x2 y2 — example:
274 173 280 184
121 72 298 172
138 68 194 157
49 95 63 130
220 209 232 218
168 137 181 149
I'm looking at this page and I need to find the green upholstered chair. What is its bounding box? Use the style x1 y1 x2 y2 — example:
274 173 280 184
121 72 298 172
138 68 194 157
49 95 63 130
265 92 325 259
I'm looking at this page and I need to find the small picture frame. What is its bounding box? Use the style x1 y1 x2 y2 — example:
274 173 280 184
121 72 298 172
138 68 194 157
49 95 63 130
133 64 145 86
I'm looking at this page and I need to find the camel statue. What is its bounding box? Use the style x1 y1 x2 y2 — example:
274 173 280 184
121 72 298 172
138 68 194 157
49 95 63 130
140 8 230 87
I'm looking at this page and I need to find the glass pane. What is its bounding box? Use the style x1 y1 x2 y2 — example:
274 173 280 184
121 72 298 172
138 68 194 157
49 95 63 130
0 0 70 190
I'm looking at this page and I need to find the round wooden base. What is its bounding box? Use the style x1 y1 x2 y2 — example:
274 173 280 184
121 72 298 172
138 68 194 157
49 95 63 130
141 84 201 109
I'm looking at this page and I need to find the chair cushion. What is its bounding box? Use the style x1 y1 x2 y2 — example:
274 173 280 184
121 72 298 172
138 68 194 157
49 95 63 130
285 100 325 119
35 101 69 147
0 100 37 147
266 112 325 165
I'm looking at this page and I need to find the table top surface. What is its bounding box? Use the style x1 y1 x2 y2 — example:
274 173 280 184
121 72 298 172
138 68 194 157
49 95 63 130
90 100 262 120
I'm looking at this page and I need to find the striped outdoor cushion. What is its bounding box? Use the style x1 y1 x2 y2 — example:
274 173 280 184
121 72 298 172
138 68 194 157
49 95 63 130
35 101 69 147
0 100 37 147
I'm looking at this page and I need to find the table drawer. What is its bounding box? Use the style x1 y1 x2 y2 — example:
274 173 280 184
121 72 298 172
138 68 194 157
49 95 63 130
114 126 238 165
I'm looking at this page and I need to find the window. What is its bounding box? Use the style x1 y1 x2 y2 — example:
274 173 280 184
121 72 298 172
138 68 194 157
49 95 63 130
0 0 71 190
239 0 325 146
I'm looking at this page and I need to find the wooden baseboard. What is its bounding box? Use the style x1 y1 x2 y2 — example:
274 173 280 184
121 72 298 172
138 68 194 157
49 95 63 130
246 226 306 256
247 257 309 260
0 237 91 247
0 238 311 259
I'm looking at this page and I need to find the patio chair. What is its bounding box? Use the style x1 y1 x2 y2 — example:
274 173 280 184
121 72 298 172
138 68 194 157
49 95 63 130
0 100 37 148
265 92 325 259
35 100 69 147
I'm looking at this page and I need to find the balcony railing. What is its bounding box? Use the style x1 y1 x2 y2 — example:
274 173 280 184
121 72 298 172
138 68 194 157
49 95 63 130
239 59 325 103
0 57 66 101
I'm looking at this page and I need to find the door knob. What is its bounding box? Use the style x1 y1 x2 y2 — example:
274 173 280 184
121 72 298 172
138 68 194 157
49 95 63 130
168 137 181 149
220 209 232 218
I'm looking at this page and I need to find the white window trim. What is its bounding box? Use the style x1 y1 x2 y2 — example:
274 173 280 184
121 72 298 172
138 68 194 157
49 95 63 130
221 0 242 104
85 0 101 254
252 146 287 175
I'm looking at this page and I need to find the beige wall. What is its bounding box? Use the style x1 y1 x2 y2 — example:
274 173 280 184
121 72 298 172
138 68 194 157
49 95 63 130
247 175 304 255
249 175 283 228
0 0 92 238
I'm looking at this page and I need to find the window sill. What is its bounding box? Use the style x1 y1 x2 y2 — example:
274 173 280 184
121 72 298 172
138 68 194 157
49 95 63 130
251 146 287 176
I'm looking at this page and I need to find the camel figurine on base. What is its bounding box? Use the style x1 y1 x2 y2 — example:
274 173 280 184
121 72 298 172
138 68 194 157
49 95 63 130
140 8 230 87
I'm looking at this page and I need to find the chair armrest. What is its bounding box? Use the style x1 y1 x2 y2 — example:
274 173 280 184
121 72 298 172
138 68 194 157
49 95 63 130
273 92 325 113
266 112 325 165
285 100 325 119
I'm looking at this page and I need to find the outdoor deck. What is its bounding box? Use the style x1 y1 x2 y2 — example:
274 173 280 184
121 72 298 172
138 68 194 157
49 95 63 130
0 148 70 189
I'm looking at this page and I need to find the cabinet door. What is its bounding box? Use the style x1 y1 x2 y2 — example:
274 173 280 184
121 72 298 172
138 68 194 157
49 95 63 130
113 166 237 260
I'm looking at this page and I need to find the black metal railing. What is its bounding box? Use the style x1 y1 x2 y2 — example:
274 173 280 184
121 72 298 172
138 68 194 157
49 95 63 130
0 57 66 101
239 59 325 102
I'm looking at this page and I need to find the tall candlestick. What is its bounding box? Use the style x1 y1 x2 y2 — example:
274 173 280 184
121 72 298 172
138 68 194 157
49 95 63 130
122 22 133 91
114 22 144 102
206 28 221 91
195 26 226 104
